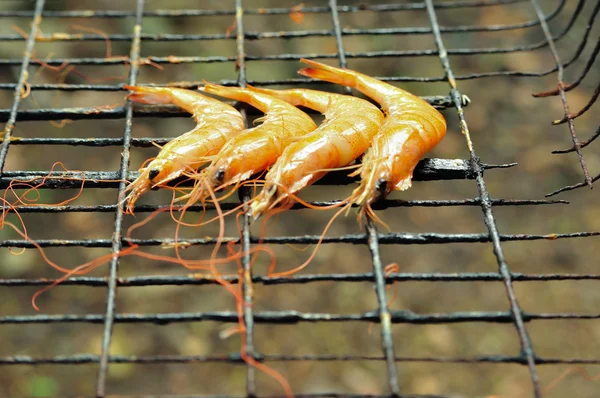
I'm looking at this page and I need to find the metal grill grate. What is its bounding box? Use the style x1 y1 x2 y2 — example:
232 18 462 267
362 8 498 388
1 1 599 397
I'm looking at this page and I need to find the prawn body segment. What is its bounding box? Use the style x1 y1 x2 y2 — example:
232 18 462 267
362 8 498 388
247 87 385 217
298 59 447 207
122 86 244 213
353 104 446 206
195 84 317 193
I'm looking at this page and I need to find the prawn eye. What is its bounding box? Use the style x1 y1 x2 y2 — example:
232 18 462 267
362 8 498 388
148 168 160 181
375 178 387 197
215 169 226 183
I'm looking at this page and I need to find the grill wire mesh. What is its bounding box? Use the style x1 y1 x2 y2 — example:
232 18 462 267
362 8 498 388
0 0 599 397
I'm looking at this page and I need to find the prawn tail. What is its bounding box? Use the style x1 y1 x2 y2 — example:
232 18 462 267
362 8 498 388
246 84 312 110
202 82 246 100
202 83 267 110
298 58 357 89
244 83 271 95
244 84 284 100
124 85 174 105
298 59 390 106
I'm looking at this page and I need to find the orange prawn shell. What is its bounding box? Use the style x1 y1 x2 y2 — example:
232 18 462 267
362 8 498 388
298 59 447 207
186 84 317 200
247 87 385 217
122 86 244 213
354 99 447 204
269 96 384 193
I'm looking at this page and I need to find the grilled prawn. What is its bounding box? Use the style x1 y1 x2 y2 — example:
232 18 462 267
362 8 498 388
121 86 244 214
183 83 317 206
298 59 447 214
247 86 385 218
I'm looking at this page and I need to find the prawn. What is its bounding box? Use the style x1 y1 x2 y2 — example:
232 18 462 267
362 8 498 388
121 86 245 213
298 59 447 221
182 83 317 206
247 86 385 218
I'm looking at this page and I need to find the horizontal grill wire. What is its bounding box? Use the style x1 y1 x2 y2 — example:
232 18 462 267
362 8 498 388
0 158 511 188
1 354 597 366
2 309 600 325
0 3 565 42
0 0 598 397
0 94 465 123
0 0 537 18
0 231 597 249
5 268 600 288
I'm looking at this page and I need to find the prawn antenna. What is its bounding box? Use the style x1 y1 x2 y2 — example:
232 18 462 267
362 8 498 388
180 178 292 397
250 181 351 277
543 367 600 394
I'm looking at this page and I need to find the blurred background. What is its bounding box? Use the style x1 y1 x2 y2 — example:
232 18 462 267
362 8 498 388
0 0 599 397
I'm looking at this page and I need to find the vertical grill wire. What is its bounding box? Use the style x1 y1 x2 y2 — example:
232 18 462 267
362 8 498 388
327 0 402 394
0 1 599 397
538 7 600 127
0 0 45 175
530 0 591 189
95 1 145 396
533 0 600 197
232 0 258 394
423 0 543 396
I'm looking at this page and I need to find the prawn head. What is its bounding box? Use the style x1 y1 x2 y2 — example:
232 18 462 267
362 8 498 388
123 157 188 214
